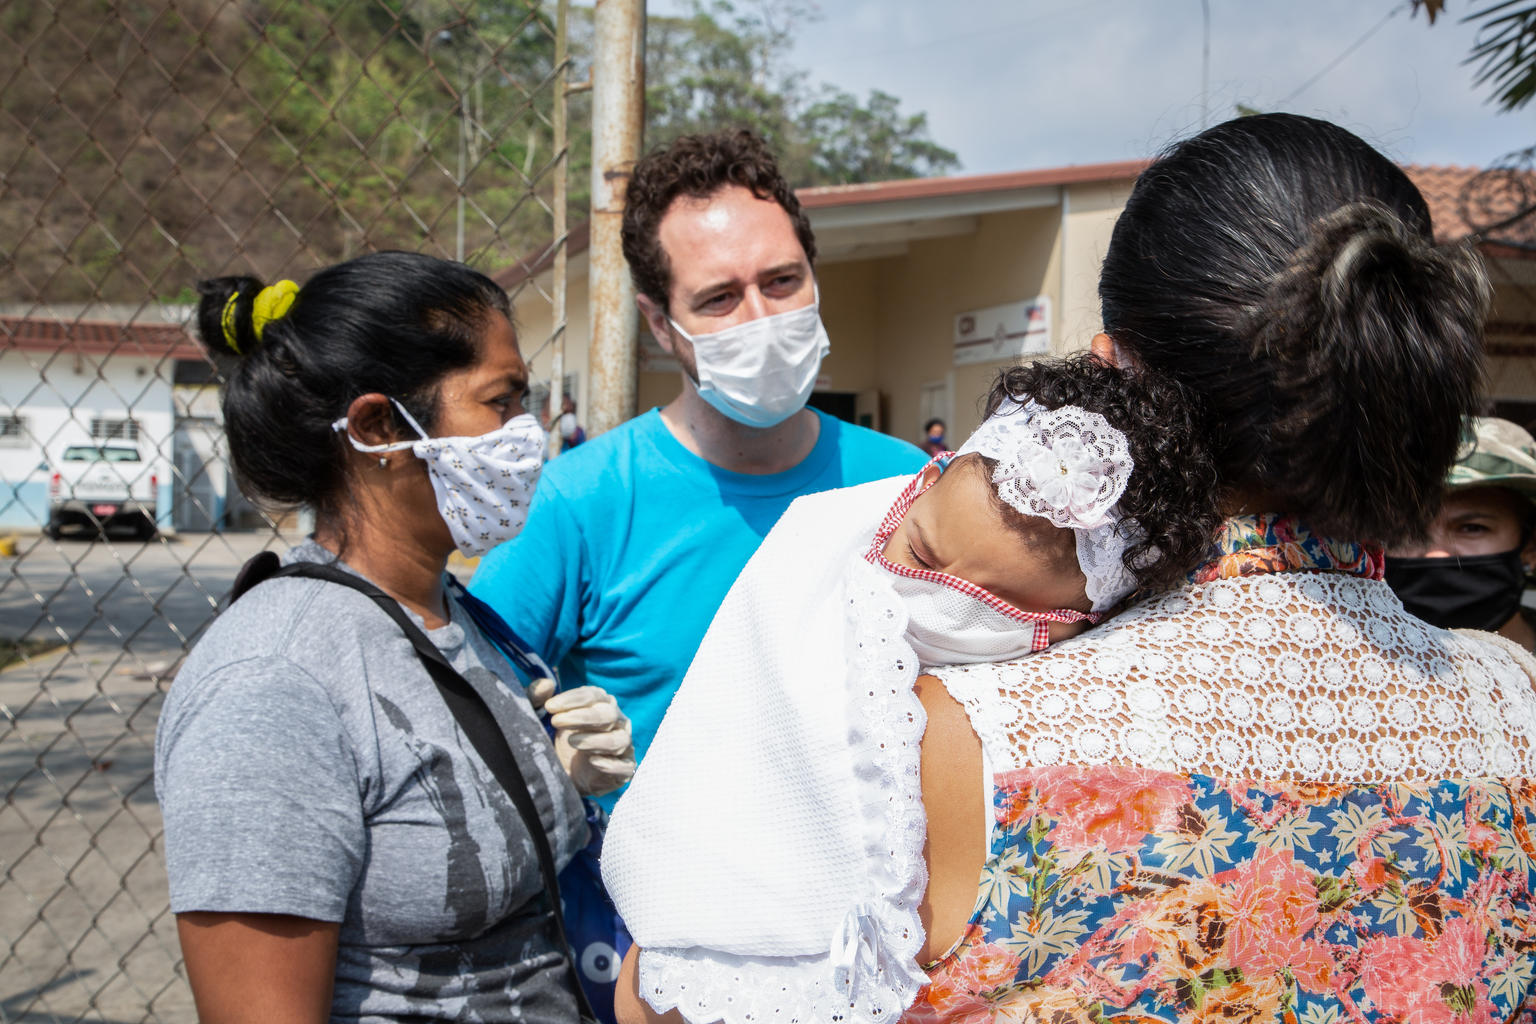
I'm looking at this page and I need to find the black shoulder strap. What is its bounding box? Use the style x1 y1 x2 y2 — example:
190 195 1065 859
230 549 282 604
231 555 595 1020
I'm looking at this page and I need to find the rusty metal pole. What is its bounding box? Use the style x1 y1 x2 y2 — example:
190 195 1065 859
586 0 644 436
547 0 570 457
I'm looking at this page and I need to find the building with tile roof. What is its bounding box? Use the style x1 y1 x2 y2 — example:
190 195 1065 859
0 312 211 532
507 157 1536 449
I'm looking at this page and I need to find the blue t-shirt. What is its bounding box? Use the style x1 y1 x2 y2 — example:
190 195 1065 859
471 408 926 807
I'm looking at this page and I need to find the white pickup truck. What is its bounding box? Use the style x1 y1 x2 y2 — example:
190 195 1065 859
46 443 158 540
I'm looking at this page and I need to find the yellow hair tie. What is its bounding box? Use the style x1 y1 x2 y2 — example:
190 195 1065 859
251 280 299 341
220 280 298 355
220 291 242 354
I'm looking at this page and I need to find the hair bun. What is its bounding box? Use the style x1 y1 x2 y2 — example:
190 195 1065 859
195 276 267 359
1315 202 1429 309
1254 200 1490 541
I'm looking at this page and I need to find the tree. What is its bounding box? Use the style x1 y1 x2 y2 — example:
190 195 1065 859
0 0 958 302
799 88 960 185
641 1 960 186
643 1 802 158
1415 0 1536 111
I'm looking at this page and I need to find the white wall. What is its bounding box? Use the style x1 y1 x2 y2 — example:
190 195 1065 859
0 348 175 529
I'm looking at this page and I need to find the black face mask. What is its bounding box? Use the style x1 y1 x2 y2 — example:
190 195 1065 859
1384 549 1528 631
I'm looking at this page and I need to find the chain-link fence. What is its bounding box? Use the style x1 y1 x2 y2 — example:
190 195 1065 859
0 2 576 1019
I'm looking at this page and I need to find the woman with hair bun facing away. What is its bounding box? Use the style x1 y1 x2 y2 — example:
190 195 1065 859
154 252 633 1023
905 115 1536 1019
613 115 1536 1024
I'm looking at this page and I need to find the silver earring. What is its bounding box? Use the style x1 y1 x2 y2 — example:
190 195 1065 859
378 457 388 469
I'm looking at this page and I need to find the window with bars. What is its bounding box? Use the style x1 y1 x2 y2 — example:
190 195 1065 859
0 414 26 446
89 417 140 441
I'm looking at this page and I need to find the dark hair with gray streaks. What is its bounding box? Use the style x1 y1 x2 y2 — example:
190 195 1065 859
1100 113 1489 544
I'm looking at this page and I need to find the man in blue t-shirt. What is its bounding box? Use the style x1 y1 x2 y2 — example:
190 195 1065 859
471 130 925 809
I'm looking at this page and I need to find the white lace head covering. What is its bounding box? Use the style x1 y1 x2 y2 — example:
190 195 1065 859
957 399 1143 611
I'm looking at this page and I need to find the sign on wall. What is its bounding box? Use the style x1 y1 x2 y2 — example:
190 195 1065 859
953 296 1051 366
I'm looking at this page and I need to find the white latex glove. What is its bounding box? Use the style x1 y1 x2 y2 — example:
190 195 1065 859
544 685 636 797
526 676 557 711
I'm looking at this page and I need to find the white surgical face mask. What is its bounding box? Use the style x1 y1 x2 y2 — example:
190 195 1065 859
332 399 544 557
863 462 1097 665
883 571 1046 666
668 287 830 428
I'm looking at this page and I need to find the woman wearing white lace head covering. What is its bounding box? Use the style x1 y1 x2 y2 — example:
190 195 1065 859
605 356 1222 1022
612 113 1536 1024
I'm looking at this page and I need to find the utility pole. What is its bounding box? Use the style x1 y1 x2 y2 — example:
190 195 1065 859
549 0 571 456
586 0 645 436
457 74 468 263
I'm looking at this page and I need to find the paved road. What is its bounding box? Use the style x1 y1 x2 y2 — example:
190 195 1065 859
0 529 485 1022
0 530 290 664
0 529 291 1024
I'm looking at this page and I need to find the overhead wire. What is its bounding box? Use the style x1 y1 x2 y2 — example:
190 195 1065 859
1275 1 1409 105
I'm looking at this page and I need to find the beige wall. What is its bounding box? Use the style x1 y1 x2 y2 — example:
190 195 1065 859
637 360 677 414
1482 259 1536 404
800 193 1128 446
1487 354 1536 400
510 255 593 421
815 259 883 394
855 205 1061 445
518 191 1536 449
1059 179 1135 354
515 184 1144 442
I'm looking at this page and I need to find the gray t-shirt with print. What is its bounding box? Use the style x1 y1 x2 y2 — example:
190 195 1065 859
155 542 588 1023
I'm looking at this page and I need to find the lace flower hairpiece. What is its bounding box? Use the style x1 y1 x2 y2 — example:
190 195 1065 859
958 399 1143 612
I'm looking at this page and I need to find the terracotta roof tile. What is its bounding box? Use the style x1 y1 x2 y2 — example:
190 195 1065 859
0 316 204 361
1405 163 1536 249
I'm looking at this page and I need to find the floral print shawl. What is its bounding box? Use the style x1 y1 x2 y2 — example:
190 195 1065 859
911 518 1536 1023
910 770 1536 1023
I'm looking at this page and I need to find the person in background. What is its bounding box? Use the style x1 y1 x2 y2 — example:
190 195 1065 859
156 253 630 1024
470 129 926 812
1386 415 1536 650
558 396 585 450
920 417 946 457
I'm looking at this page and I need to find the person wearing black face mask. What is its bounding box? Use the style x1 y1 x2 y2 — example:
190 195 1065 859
1386 416 1536 649
920 417 947 457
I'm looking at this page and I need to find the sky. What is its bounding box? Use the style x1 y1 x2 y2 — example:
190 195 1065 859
646 0 1533 175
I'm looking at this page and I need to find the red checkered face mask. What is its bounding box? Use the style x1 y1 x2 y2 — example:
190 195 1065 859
863 460 1098 662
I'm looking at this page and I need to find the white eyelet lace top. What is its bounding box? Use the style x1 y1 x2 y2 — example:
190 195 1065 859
935 572 1536 784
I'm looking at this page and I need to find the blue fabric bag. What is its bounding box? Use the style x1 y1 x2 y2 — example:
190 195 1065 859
561 798 633 1024
452 579 632 1024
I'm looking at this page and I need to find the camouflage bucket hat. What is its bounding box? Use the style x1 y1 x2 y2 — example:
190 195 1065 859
1448 417 1536 501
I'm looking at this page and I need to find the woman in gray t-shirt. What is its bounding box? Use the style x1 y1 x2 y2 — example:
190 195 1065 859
156 253 630 1023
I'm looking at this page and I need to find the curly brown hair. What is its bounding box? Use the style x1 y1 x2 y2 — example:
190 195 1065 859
621 129 817 311
983 355 1222 599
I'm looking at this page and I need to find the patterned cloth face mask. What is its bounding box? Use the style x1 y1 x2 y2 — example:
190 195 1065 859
332 399 544 557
